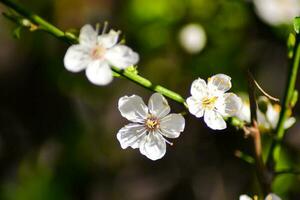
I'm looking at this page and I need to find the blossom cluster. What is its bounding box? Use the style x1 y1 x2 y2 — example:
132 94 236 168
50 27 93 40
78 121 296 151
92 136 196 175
59 20 290 199
62 23 293 172
62 24 250 160
236 95 295 131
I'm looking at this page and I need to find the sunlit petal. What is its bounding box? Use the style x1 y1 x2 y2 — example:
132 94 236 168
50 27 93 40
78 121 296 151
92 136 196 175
139 132 166 160
98 29 120 49
118 95 148 122
208 74 232 93
239 195 253 200
148 93 170 118
105 45 139 69
190 78 207 98
117 123 147 149
160 114 185 138
265 193 281 200
64 45 91 72
85 61 113 85
79 24 98 47
204 110 226 130
217 93 242 116
186 96 204 118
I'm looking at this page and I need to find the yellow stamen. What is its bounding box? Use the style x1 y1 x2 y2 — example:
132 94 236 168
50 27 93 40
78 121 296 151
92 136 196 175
145 117 160 131
202 96 218 109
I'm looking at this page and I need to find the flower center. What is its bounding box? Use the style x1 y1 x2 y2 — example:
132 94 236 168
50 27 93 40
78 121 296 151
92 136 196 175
201 96 218 110
145 116 160 131
91 45 106 60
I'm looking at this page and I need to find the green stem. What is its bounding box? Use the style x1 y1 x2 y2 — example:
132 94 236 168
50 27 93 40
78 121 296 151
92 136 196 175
0 0 248 130
0 0 78 43
112 67 188 106
267 33 300 168
0 0 187 106
276 35 300 140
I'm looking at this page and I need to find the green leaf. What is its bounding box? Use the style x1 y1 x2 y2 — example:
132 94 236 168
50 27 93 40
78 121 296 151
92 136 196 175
293 17 300 34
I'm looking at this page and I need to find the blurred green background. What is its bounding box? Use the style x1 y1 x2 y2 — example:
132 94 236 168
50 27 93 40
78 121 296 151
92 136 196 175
0 0 300 199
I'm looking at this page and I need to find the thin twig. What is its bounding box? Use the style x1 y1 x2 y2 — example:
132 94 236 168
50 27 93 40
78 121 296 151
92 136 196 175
248 72 280 102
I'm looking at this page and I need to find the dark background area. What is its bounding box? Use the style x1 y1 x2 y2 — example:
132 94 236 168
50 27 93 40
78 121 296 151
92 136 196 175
0 0 300 199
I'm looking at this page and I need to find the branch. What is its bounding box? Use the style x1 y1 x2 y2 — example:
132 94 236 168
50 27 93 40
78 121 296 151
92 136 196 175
247 72 279 102
0 0 188 107
0 0 248 130
247 71 271 196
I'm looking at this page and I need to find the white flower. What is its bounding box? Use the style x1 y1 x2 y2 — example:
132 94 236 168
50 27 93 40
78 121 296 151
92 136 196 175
235 96 296 131
186 74 242 130
239 195 253 200
265 103 296 130
265 194 281 200
235 98 268 129
253 0 300 26
178 23 207 54
64 24 139 85
239 193 281 200
117 93 185 160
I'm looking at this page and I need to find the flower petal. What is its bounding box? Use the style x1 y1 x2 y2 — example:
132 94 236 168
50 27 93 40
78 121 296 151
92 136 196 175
105 45 139 69
148 93 170 118
239 195 253 200
139 132 166 160
190 78 207 98
160 114 185 138
217 93 242 116
284 117 296 129
117 123 147 149
118 95 148 122
208 74 232 93
204 110 227 130
265 193 281 200
186 96 204 118
85 61 113 85
64 45 91 72
235 101 251 122
79 24 97 47
98 30 119 49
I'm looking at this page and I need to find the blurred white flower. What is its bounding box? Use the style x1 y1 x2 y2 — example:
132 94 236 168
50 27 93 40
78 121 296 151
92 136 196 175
265 193 281 200
253 0 300 26
234 97 267 128
64 24 139 85
186 74 242 130
265 103 296 130
239 195 254 200
239 193 281 200
179 23 207 54
235 96 296 131
117 93 185 160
